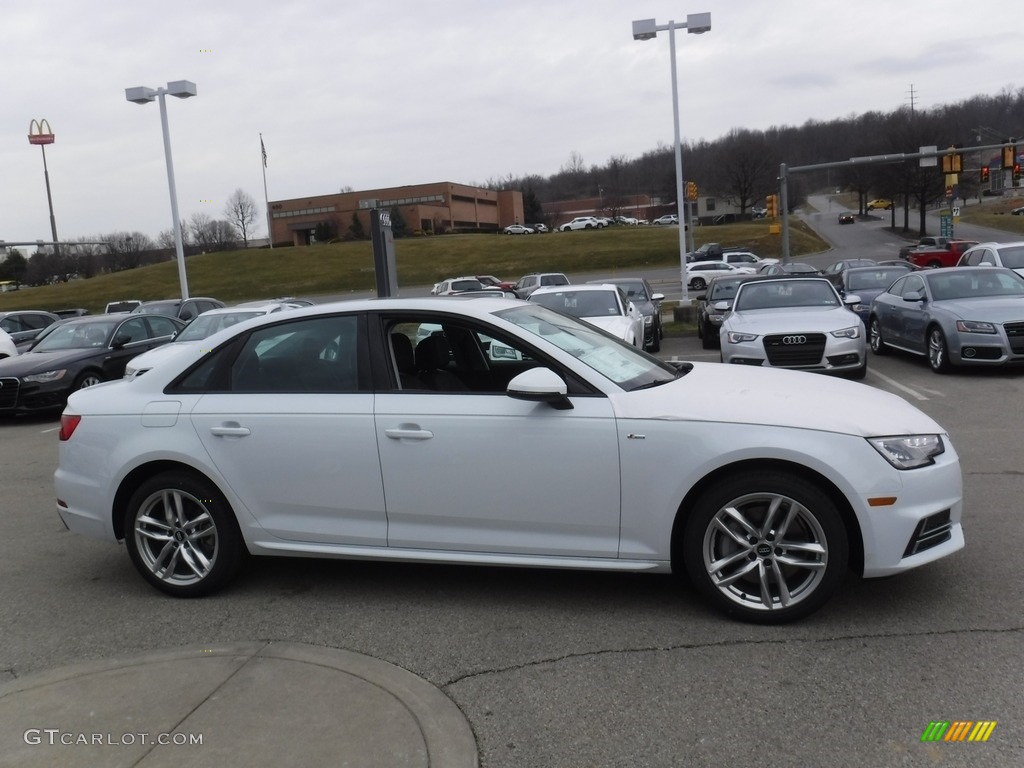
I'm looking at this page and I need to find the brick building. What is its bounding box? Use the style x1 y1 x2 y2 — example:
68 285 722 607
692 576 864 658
269 182 524 245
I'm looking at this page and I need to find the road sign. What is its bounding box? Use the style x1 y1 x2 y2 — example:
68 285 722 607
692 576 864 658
940 214 953 238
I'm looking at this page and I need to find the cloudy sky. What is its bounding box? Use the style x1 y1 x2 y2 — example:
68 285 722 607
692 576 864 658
1 0 1017 245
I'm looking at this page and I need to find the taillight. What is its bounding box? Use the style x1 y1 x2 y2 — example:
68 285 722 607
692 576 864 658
59 414 82 441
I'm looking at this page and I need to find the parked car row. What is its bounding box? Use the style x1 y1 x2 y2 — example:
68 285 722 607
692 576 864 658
429 271 665 351
0 295 317 417
695 254 1024 375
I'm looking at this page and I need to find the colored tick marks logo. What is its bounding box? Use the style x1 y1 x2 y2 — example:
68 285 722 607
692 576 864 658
921 721 996 742
199 49 213 53
198 198 214 203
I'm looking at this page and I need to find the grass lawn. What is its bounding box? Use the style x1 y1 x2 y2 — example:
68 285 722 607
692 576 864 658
0 220 826 315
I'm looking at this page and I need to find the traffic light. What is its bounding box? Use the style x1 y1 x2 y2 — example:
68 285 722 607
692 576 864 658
1015 163 1022 185
980 166 990 183
766 194 778 218
686 181 698 201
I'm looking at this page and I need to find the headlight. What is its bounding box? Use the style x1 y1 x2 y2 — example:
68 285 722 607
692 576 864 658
643 315 653 326
868 435 944 469
955 320 997 334
22 369 67 383
831 325 861 339
726 331 759 343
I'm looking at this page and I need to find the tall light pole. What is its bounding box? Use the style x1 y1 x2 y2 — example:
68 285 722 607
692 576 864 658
125 80 196 300
28 119 60 257
632 13 711 303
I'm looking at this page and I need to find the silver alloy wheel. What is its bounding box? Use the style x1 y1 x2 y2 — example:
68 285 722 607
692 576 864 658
869 317 886 354
77 373 102 388
700 491 828 612
928 327 948 371
133 488 219 587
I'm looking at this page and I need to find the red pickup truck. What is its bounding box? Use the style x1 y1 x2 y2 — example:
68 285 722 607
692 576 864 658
904 240 978 269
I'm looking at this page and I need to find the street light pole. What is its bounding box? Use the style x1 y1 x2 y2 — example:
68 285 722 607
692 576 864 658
632 13 711 304
126 80 196 300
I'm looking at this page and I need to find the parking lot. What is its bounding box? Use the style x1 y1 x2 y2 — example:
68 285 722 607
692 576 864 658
1 328 1022 766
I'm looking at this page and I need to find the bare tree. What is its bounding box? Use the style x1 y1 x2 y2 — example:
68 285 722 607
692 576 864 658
223 188 258 247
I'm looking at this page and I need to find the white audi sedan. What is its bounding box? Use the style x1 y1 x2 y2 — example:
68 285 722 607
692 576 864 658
719 277 867 379
528 284 645 347
54 297 962 623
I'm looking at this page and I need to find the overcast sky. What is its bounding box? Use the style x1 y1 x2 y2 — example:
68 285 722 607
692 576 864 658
1 0 1018 245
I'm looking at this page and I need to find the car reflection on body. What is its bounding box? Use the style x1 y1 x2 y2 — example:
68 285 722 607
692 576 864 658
0 314 183 414
719 277 866 378
55 297 963 624
869 266 1024 372
124 303 295 379
528 284 645 347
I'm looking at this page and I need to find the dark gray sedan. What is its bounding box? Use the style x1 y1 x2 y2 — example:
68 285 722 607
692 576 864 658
868 266 1024 372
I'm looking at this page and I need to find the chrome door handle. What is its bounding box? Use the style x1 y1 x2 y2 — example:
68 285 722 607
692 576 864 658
384 428 433 440
210 425 251 437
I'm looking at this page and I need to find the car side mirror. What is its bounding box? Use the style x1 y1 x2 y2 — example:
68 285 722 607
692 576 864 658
507 368 573 410
651 293 665 302
112 334 132 348
903 291 925 303
712 300 732 311
843 294 861 305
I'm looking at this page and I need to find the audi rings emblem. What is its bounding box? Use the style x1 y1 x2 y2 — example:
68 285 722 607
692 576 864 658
782 335 807 345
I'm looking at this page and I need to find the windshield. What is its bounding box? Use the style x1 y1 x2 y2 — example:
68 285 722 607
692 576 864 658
735 279 840 311
846 268 907 291
497 304 678 391
616 282 648 301
997 246 1024 270
530 289 620 318
33 321 117 351
928 270 1024 300
176 310 265 342
709 280 746 301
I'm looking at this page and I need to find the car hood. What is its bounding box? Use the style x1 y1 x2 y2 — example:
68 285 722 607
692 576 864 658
726 306 861 332
932 295 1024 319
0 348 97 376
611 362 943 436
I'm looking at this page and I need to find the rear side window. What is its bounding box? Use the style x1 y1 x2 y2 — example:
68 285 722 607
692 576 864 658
542 274 569 287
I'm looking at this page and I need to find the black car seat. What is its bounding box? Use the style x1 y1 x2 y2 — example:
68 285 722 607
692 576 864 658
391 333 422 389
414 335 466 391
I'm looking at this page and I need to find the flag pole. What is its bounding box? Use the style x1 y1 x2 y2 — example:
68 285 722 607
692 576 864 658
260 133 273 249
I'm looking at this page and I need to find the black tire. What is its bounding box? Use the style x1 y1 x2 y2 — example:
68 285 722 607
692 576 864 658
681 470 848 624
927 325 952 373
927 260 941 269
868 317 888 355
691 278 707 291
584 224 593 229
701 321 716 349
648 323 661 353
124 470 247 597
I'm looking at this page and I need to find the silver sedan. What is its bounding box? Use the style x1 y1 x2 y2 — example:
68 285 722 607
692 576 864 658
868 266 1024 372
719 277 866 379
